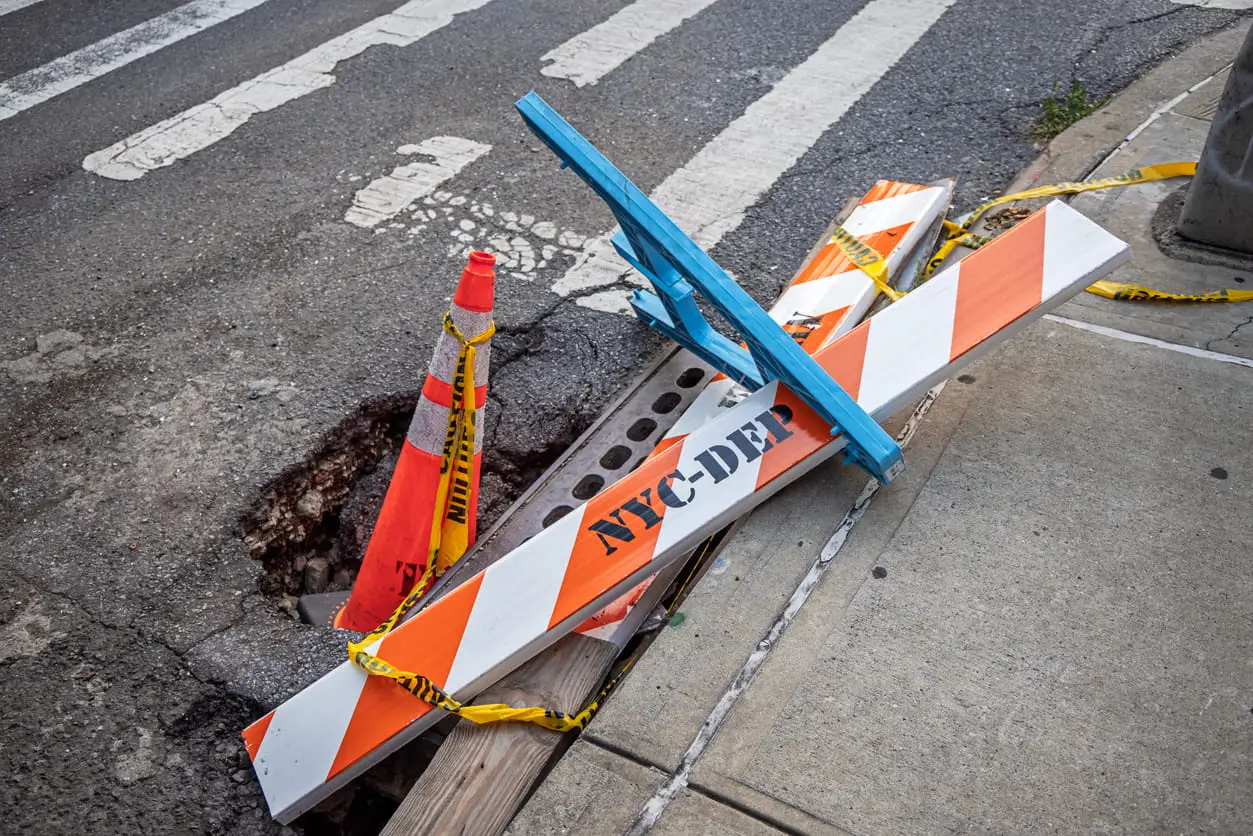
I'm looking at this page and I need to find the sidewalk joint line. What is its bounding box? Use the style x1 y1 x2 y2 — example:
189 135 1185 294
584 734 846 835
1044 314 1253 368
686 778 856 836
624 383 947 834
582 733 673 775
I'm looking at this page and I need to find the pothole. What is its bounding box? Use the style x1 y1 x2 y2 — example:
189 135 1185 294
236 388 590 834
239 392 418 614
239 391 591 614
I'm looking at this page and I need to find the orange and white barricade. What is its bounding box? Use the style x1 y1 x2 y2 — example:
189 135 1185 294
244 201 1129 822
575 178 951 641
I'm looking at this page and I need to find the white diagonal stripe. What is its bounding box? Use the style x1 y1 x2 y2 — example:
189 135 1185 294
664 377 737 440
0 0 45 17
855 262 960 415
541 0 722 87
1041 200 1130 298
772 274 876 325
0 0 274 123
843 186 945 238
653 386 775 556
344 136 490 227
442 510 579 693
82 0 495 180
252 662 368 819
551 0 959 311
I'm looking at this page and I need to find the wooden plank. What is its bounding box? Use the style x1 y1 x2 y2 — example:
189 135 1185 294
380 634 620 836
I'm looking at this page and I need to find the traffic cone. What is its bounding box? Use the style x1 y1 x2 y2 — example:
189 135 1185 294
299 252 496 632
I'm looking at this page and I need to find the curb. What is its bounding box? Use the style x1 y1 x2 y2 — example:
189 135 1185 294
1006 18 1252 194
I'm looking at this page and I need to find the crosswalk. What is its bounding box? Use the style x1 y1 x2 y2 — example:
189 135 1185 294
81 0 496 180
0 0 1236 318
540 0 724 87
0 0 274 122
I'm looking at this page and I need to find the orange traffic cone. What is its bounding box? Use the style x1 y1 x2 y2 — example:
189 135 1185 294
299 252 496 632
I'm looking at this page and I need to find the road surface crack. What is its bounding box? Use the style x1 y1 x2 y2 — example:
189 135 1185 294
1206 313 1253 350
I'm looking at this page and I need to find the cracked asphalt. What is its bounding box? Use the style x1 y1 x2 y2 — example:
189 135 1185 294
1 0 1249 833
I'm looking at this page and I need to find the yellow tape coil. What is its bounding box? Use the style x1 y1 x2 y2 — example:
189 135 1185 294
924 162 1199 280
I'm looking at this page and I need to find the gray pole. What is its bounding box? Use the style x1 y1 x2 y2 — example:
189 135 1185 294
1177 25 1253 254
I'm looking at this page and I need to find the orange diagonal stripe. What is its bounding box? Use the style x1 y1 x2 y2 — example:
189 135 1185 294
328 572 485 780
950 211 1046 361
550 442 684 630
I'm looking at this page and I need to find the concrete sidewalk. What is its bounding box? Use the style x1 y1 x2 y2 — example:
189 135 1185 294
508 21 1253 836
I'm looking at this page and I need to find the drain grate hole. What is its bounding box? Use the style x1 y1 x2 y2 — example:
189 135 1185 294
600 445 633 470
676 367 705 388
542 505 574 528
572 474 605 500
651 392 682 415
626 417 657 442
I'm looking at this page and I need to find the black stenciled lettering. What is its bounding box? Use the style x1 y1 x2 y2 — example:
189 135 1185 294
588 510 633 555
587 489 665 555
756 405 795 445
725 417 776 463
693 445 739 484
619 488 663 529
784 313 821 345
657 470 696 508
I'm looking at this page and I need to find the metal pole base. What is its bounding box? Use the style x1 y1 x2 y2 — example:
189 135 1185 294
1177 25 1253 255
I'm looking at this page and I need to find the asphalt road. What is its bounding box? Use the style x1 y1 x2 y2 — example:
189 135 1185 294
0 0 1248 833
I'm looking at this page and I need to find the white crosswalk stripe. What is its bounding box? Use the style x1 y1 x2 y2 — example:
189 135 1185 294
0 0 275 122
0 0 46 17
23 0 959 317
552 0 960 313
541 0 723 87
82 0 496 180
1169 0 1253 7
343 136 492 228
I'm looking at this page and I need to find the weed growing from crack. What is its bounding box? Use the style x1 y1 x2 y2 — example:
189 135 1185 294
1030 82 1109 142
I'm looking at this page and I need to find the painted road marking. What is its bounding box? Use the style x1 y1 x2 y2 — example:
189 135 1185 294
0 0 48 18
1044 314 1253 369
0 0 274 123
1169 0 1253 8
541 0 723 87
82 0 495 180
550 0 959 313
343 137 491 228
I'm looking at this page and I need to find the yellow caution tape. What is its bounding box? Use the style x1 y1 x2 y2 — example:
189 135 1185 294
348 316 497 701
351 640 638 733
352 525 720 733
345 303 722 732
429 316 490 577
918 162 1249 303
924 162 1199 279
1086 280 1253 303
965 162 1197 229
828 225 905 302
